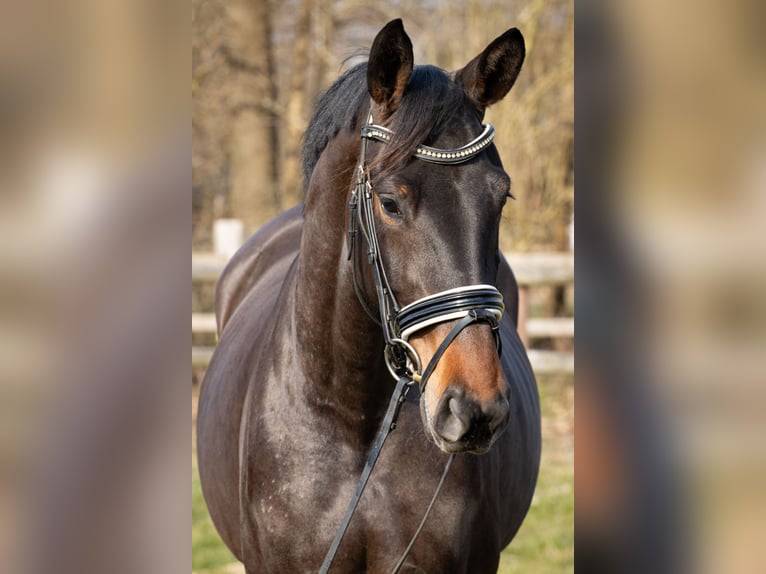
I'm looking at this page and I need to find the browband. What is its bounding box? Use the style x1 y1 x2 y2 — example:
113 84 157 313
361 123 495 164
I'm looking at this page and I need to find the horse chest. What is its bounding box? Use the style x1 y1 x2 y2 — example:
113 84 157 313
245 403 500 572
251 468 477 573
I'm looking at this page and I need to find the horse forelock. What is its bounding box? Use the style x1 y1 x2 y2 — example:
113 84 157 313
371 65 475 177
301 63 475 192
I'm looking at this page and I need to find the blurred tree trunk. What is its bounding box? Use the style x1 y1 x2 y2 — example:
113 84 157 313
280 0 312 208
308 0 333 97
226 0 279 232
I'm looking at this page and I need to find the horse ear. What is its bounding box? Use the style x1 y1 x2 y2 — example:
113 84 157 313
367 19 414 114
454 28 525 110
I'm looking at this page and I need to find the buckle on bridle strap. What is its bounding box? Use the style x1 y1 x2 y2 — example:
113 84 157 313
384 338 422 383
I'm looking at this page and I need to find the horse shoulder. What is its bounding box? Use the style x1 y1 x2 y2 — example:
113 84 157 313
215 205 304 333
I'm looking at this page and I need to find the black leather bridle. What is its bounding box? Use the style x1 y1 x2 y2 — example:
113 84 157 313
348 112 504 384
320 113 506 574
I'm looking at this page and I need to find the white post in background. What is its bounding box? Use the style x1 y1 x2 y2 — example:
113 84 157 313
213 218 244 258
569 215 574 251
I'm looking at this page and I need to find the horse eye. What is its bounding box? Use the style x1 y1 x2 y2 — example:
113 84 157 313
380 196 402 217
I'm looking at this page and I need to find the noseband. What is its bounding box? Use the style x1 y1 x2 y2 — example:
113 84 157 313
321 114 507 574
348 112 505 386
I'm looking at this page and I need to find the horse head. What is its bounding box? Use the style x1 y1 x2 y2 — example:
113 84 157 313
356 20 526 454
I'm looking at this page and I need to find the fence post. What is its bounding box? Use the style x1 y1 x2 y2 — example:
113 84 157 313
517 285 529 346
213 218 244 258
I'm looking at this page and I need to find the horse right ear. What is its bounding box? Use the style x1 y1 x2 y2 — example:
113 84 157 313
367 19 414 115
454 28 525 111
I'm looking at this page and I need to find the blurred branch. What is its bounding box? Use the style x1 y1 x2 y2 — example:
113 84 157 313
192 0 574 252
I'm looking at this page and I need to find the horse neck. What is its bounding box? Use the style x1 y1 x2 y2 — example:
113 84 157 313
292 131 392 419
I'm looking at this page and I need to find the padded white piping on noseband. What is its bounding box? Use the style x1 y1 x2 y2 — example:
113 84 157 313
399 309 502 341
396 284 504 341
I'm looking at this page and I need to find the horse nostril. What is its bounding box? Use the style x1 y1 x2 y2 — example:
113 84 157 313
434 388 479 444
439 397 470 442
433 387 509 447
486 396 510 432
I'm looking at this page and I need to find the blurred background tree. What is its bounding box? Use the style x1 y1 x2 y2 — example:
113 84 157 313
192 0 573 250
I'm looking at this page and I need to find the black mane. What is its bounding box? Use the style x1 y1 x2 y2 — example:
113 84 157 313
301 64 369 188
301 63 472 190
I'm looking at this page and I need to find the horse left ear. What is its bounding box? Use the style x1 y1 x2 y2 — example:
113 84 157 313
454 28 525 110
367 19 414 115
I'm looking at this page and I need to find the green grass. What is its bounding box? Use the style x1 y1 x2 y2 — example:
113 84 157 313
498 374 574 573
192 431 237 572
192 375 573 573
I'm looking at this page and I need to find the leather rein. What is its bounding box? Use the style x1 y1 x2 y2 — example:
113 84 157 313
319 113 505 573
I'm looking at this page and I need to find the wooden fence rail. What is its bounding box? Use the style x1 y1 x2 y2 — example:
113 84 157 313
192 252 573 375
193 252 574 286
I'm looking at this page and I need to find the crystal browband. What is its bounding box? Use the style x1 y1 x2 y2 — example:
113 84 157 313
361 123 495 165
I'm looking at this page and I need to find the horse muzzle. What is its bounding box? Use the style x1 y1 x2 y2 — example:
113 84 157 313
383 284 508 454
408 319 510 454
427 382 510 454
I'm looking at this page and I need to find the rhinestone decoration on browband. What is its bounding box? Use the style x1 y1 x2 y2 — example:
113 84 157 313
360 123 495 164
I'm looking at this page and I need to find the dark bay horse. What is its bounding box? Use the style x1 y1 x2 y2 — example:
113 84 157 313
197 19 541 573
